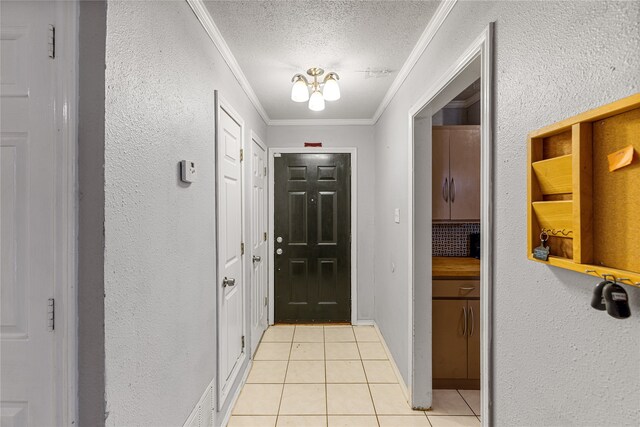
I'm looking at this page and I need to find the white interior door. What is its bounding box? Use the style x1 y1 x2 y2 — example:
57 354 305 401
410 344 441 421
216 94 245 407
1 2 58 425
250 135 268 355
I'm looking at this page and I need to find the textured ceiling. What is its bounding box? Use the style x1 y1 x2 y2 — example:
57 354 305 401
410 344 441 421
204 1 441 121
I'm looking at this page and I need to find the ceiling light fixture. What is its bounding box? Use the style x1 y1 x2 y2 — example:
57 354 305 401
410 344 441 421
291 67 340 111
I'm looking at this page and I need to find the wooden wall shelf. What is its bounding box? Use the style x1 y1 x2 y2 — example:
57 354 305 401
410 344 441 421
527 93 640 288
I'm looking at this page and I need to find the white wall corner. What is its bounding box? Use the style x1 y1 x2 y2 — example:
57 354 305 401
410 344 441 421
372 0 458 123
185 0 270 125
372 322 410 401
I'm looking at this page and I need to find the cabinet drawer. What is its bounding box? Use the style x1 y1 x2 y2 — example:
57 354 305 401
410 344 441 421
433 280 480 298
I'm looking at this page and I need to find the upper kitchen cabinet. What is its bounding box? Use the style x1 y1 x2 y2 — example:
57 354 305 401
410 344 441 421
432 125 480 221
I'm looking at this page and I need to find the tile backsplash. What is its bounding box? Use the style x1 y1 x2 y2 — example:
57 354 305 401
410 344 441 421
433 223 480 256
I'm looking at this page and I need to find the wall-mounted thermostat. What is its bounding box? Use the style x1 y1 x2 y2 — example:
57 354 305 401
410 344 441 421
180 160 197 183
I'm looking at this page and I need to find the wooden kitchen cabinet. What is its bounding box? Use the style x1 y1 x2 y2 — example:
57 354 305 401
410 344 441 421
432 126 480 221
432 278 480 389
467 299 481 380
432 299 468 379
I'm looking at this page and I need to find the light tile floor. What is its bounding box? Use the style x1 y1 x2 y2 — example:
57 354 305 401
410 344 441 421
228 325 480 427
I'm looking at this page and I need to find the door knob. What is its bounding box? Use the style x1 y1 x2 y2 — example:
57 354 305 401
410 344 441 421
276 248 283 255
222 277 236 288
252 255 262 263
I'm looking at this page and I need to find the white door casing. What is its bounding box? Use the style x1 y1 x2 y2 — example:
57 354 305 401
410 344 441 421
1 2 59 425
250 132 268 355
216 92 246 408
267 147 359 326
407 25 494 423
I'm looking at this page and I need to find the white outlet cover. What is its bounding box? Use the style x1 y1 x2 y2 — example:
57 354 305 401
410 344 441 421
181 160 197 183
394 208 400 223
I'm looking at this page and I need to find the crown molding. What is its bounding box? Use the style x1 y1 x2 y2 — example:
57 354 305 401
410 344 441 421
371 0 458 123
268 118 376 126
443 91 481 109
186 0 270 124
187 0 457 127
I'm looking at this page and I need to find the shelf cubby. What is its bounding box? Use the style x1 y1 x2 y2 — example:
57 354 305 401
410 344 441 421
527 93 640 287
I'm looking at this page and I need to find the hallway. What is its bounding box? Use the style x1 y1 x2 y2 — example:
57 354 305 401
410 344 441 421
228 325 480 427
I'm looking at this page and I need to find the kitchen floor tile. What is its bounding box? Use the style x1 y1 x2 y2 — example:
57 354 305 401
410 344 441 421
353 326 379 342
262 326 295 342
232 384 283 415
428 390 474 416
327 415 378 427
227 415 277 427
458 389 480 416
290 342 325 360
357 342 387 360
276 415 327 427
362 360 397 383
247 361 288 384
285 360 325 383
369 383 416 415
254 342 291 361
427 415 480 427
326 384 375 415
279 384 326 415
325 342 360 360
326 360 366 383
378 415 431 427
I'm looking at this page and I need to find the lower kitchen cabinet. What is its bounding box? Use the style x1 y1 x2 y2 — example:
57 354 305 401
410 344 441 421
433 295 480 389
467 299 481 380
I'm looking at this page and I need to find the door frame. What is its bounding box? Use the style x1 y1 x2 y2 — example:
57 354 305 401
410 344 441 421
249 130 268 354
215 92 247 408
54 2 78 424
267 147 358 325
407 24 494 423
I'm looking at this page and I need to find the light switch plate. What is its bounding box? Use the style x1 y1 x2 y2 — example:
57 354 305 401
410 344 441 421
394 208 400 223
180 160 197 183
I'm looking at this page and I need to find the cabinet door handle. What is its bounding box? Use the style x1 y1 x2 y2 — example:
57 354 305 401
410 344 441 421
459 287 475 291
462 306 467 337
469 306 474 337
450 177 456 203
443 178 449 202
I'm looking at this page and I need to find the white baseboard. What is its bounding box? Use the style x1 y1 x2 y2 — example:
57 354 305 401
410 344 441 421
217 359 252 427
183 378 215 427
353 319 375 326
373 322 410 401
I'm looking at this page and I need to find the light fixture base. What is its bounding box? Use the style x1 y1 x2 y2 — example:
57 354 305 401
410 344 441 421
307 67 324 77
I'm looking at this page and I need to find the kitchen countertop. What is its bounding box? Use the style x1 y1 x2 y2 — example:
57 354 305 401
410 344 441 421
432 256 480 279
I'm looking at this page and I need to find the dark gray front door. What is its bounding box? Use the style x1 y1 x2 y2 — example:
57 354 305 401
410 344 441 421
274 153 351 323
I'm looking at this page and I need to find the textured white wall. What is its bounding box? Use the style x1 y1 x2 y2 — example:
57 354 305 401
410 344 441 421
267 125 376 320
103 1 266 425
374 1 640 425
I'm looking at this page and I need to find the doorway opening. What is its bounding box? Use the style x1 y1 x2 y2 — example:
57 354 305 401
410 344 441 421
268 148 358 325
408 25 493 424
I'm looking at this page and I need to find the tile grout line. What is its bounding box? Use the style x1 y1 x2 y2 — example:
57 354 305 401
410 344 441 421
274 326 295 425
323 325 328 426
456 389 478 417
354 327 381 427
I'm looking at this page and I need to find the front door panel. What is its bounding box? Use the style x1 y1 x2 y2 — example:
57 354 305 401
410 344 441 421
274 153 350 323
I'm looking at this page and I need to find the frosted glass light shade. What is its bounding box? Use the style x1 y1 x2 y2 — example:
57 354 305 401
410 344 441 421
291 78 309 102
323 76 340 101
308 90 325 111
